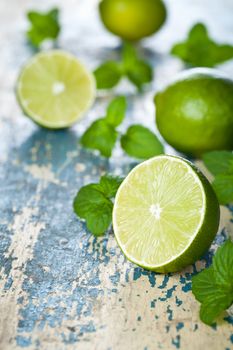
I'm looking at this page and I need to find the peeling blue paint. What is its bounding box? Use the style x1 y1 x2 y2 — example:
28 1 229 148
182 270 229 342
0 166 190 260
181 283 192 293
4 276 13 290
151 299 156 308
179 273 193 293
224 316 233 325
158 275 169 289
172 335 180 349
167 305 173 321
176 322 184 332
133 268 157 287
16 336 32 348
162 285 177 300
133 267 142 281
109 271 120 286
146 272 156 287
175 296 183 307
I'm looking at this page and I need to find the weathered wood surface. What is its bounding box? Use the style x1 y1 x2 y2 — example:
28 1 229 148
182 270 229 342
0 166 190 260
0 1 233 349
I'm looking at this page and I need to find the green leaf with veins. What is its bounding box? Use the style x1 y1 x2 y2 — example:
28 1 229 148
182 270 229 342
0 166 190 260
212 174 233 205
106 96 127 127
121 124 164 159
192 240 233 325
93 61 122 89
73 184 113 236
171 23 233 67
200 296 232 326
192 267 216 302
27 8 60 48
81 118 118 158
73 175 124 236
213 240 233 286
203 151 233 176
97 175 124 198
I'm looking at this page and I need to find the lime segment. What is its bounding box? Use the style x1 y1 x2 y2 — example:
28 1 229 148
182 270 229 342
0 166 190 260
17 50 96 129
113 155 220 272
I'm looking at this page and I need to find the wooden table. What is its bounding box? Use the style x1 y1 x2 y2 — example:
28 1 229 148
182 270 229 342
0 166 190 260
0 0 232 349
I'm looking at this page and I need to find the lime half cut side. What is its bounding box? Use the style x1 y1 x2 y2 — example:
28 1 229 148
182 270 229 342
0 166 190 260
113 155 220 272
17 50 96 129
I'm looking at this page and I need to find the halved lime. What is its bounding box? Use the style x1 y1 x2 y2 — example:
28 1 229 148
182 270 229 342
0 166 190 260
113 155 220 272
16 50 96 129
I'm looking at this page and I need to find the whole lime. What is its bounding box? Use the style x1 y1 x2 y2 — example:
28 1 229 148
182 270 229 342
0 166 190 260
155 68 233 156
99 0 166 41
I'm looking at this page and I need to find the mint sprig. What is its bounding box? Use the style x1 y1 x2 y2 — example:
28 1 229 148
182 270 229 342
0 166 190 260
171 23 233 67
73 175 123 236
27 8 60 48
81 96 163 159
192 240 233 325
203 151 233 204
94 42 153 91
122 42 153 91
81 96 126 157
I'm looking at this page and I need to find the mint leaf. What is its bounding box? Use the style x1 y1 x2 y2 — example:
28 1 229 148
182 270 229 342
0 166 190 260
94 61 122 89
200 296 232 325
73 184 112 236
192 240 233 325
127 60 153 91
106 96 127 127
98 175 123 198
192 267 216 302
27 8 60 48
192 266 232 325
81 97 127 158
229 161 233 173
171 23 233 67
81 119 118 158
213 240 233 287
73 175 123 236
94 42 153 90
202 151 233 205
203 151 233 176
122 42 153 90
121 124 164 159
212 174 233 205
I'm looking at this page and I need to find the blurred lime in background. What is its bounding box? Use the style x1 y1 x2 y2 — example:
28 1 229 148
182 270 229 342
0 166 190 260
99 0 166 41
155 68 233 157
17 50 96 129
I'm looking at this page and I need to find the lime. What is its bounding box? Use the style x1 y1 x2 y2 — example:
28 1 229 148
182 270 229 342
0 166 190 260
99 0 166 41
155 68 233 157
17 50 96 129
113 155 220 273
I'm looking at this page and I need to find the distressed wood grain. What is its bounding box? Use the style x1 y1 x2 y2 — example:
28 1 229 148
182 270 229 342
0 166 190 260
0 1 233 349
